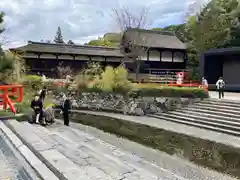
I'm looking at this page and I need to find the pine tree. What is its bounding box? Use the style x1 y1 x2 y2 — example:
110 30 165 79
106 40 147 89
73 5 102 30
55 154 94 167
53 26 64 43
67 40 74 45
0 12 4 34
0 12 5 55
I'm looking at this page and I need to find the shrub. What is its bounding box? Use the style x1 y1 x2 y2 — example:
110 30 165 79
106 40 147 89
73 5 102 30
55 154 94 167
21 75 42 90
113 65 131 95
130 86 208 98
74 64 208 98
99 66 115 92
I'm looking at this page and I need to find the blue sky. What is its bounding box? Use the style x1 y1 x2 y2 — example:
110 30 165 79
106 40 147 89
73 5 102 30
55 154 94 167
0 0 205 49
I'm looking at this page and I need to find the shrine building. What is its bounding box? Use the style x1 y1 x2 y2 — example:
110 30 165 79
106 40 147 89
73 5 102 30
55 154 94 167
10 28 187 82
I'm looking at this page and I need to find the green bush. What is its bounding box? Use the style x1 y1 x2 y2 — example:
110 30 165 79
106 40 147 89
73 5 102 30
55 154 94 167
21 75 42 90
14 102 32 114
131 87 209 98
78 65 132 95
74 64 209 98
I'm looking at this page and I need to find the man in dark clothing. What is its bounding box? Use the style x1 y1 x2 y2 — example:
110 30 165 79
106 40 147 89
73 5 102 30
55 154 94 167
39 86 47 102
31 94 43 124
61 95 71 126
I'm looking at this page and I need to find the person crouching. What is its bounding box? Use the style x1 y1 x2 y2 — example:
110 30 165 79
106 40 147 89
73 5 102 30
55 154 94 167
31 94 43 124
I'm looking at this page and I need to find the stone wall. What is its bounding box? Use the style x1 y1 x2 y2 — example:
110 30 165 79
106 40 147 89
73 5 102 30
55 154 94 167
54 92 202 116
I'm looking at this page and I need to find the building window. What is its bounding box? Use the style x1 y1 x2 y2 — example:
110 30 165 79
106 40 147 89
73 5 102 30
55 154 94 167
161 51 172 62
173 52 184 62
148 50 160 61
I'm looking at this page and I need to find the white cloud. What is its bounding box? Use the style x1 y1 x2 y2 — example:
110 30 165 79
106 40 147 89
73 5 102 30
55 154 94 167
0 0 206 49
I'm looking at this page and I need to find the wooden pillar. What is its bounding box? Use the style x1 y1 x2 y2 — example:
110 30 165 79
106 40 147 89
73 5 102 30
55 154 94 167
147 50 150 61
184 52 187 69
159 50 162 62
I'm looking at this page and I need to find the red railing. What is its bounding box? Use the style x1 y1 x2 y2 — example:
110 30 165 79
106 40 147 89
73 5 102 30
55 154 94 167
0 85 23 114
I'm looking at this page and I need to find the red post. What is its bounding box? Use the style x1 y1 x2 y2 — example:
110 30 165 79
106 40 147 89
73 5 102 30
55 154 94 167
0 84 23 114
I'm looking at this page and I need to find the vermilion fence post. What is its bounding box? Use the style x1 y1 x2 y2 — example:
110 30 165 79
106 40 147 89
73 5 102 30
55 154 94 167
0 84 23 114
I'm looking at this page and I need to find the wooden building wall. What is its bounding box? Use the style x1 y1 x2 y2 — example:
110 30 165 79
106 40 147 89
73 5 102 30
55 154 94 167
23 48 186 78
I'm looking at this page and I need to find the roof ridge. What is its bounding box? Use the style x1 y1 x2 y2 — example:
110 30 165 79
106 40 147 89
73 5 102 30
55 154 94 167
125 28 175 36
28 41 120 50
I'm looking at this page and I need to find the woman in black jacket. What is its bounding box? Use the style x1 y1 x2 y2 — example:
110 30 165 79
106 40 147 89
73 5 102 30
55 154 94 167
61 95 71 126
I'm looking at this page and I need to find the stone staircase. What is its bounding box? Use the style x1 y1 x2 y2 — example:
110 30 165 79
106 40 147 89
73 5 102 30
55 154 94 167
149 99 240 136
4 120 189 180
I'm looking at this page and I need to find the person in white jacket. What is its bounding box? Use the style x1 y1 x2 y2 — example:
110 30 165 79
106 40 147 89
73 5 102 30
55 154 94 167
201 77 208 88
216 77 225 99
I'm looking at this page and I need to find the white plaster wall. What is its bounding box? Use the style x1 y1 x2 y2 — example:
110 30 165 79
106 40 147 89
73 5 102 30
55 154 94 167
149 50 160 61
161 51 172 62
40 54 56 59
140 52 148 61
173 52 184 62
91 56 105 61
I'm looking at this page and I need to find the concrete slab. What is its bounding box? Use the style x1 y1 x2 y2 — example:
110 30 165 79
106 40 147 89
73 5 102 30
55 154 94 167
40 149 92 179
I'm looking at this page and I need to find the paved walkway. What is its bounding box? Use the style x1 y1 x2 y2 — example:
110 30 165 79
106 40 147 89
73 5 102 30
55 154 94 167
209 91 240 101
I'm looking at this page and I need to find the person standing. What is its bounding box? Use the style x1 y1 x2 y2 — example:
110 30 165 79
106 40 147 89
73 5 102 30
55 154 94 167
201 77 208 89
216 77 225 99
61 95 71 126
39 86 47 102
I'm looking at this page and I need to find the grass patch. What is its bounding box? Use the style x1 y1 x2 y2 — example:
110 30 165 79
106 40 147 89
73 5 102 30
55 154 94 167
55 110 240 178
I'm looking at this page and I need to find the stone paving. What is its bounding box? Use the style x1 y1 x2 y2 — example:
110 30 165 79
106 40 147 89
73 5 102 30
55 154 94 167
209 91 240 101
53 119 237 180
4 119 238 180
0 129 39 180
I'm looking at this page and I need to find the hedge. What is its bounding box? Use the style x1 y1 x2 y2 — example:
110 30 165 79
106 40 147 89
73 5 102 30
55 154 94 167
19 75 209 99
77 86 209 99
131 87 209 98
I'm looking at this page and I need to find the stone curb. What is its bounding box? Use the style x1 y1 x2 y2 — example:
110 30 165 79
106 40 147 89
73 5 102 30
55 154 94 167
0 120 59 180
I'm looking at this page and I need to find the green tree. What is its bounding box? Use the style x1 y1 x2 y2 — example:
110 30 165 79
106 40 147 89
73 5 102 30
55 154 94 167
87 37 114 47
53 26 64 43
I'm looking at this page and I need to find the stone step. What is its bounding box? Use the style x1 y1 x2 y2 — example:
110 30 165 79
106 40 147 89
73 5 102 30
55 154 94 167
149 114 240 137
162 112 240 132
198 100 240 108
189 103 240 112
182 106 240 117
21 122 182 180
205 98 240 105
170 111 240 129
5 120 106 180
177 108 240 121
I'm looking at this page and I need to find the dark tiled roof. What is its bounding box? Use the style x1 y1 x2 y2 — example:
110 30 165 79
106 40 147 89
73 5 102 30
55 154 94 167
10 41 124 57
123 28 186 50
